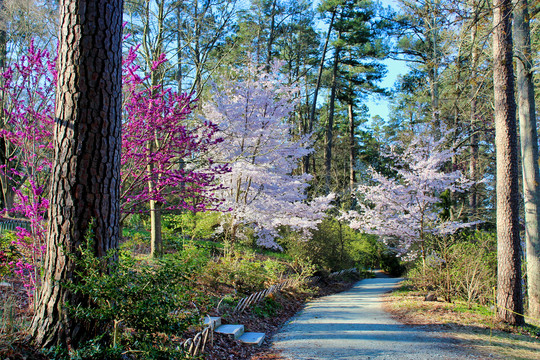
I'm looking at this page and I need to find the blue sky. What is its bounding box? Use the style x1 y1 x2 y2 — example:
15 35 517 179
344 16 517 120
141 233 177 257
365 58 408 122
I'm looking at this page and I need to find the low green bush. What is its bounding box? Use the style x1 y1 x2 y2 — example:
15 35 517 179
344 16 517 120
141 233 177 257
251 296 282 318
0 232 21 277
49 236 210 359
407 230 496 306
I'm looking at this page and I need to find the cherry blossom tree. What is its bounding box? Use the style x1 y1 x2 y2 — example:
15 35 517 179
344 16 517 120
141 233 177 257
203 60 333 249
341 130 476 266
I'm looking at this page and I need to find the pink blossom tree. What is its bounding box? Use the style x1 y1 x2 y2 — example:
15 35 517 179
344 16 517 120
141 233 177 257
121 47 228 256
0 41 55 298
0 43 229 294
203 60 334 249
341 130 476 266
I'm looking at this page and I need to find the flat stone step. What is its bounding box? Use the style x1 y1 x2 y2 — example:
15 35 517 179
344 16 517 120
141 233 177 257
239 332 265 346
215 324 244 339
203 316 221 328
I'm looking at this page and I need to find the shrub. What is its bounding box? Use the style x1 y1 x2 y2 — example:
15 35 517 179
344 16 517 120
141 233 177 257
56 237 209 359
407 231 496 305
163 212 221 240
0 232 21 277
204 251 269 294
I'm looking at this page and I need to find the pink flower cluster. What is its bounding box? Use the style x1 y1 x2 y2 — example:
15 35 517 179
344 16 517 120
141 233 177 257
0 41 230 301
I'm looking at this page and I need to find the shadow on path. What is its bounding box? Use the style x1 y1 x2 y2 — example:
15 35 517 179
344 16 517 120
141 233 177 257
271 277 484 360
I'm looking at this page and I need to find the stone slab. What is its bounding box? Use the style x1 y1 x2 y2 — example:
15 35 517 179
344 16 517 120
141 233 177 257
204 316 222 328
239 332 265 346
215 324 244 339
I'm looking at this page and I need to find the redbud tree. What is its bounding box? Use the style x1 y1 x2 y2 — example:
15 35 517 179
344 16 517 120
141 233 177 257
0 42 227 296
0 41 55 296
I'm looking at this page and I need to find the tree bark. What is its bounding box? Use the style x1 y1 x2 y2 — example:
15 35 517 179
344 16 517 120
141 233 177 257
325 43 340 193
348 102 355 192
266 0 278 68
31 0 123 347
304 10 334 173
469 1 480 217
427 0 440 133
492 0 524 325
513 0 540 317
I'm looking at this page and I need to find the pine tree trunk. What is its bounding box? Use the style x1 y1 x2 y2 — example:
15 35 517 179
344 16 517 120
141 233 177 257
305 11 335 174
513 0 540 317
348 102 355 193
31 0 123 347
325 43 340 193
469 2 480 217
492 0 525 326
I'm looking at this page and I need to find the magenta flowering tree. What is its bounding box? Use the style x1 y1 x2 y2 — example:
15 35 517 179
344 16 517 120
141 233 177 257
0 41 56 213
341 130 476 266
121 47 228 256
203 60 334 249
0 43 228 293
0 41 55 298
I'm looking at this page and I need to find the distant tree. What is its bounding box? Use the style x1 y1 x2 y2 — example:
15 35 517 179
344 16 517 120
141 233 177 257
318 0 390 194
342 130 475 267
513 0 540 318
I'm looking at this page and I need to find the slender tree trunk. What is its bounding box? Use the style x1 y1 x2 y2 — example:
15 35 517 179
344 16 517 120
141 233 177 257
266 0 277 68
304 11 334 173
177 5 183 93
146 1 165 258
31 0 123 347
348 102 355 192
325 43 340 193
514 0 540 317
492 0 524 325
469 2 480 217
427 0 440 133
150 200 163 257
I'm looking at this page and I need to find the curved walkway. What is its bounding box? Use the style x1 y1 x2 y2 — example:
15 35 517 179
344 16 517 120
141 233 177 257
271 277 483 360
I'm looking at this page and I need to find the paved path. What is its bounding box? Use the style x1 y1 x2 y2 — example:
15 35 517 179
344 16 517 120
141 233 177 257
272 277 482 360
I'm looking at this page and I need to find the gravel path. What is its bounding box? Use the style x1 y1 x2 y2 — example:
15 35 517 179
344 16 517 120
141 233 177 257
271 277 484 360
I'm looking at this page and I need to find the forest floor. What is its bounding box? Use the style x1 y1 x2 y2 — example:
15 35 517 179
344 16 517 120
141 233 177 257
383 286 540 360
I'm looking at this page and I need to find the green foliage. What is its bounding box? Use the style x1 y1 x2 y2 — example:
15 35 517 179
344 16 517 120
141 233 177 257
251 296 282 318
119 231 150 254
204 250 287 295
0 232 21 276
407 231 496 306
58 235 210 359
163 212 220 240
280 217 403 275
